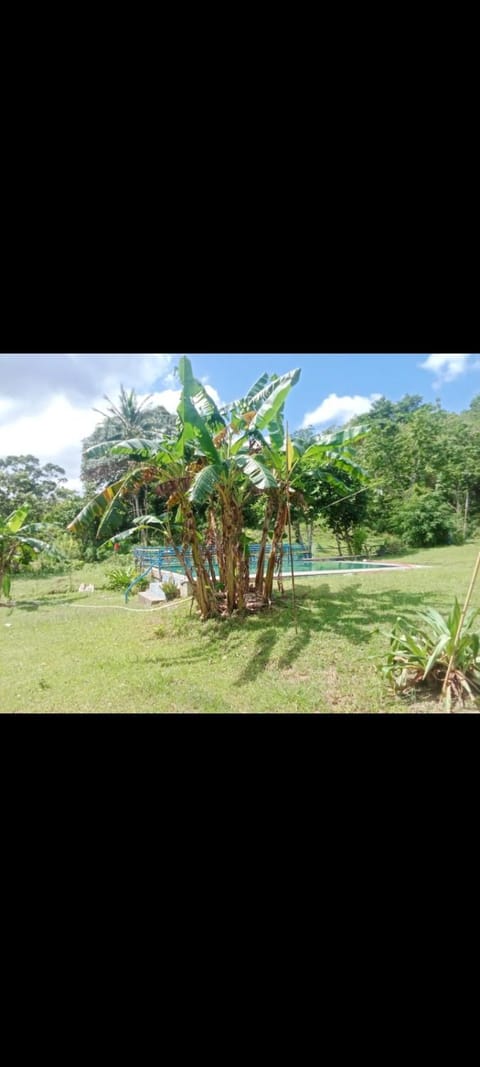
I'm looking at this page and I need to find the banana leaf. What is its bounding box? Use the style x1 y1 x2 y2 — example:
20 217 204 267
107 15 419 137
178 355 225 427
189 463 224 505
67 478 127 534
311 425 368 449
245 369 300 412
177 394 221 464
3 505 30 534
234 455 277 490
249 371 301 434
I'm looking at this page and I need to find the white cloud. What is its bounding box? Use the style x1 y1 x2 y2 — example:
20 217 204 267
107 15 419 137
65 477 83 493
205 385 222 408
0 395 101 473
0 354 174 408
0 354 176 482
302 393 382 428
420 354 469 387
142 383 223 414
0 351 226 485
143 389 182 413
0 397 15 418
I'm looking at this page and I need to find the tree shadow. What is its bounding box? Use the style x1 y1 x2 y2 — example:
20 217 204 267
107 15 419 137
233 580 445 685
146 580 445 686
236 628 281 685
7 592 101 613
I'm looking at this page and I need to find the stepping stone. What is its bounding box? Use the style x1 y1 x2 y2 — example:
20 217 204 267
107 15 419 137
138 585 167 606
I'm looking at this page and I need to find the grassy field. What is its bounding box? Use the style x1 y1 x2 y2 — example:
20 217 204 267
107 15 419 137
1 541 480 713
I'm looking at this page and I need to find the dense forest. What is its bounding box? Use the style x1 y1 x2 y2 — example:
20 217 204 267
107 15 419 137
1 388 480 568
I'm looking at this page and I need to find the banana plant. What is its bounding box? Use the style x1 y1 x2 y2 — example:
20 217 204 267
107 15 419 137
179 358 296 613
66 357 369 618
0 506 62 601
67 357 303 618
241 418 369 600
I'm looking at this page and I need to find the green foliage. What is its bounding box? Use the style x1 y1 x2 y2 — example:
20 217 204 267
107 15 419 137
380 600 480 707
82 386 177 494
350 394 480 537
0 505 64 600
375 534 406 558
105 563 138 591
393 491 463 548
162 580 181 601
351 526 369 555
0 455 68 523
65 359 373 618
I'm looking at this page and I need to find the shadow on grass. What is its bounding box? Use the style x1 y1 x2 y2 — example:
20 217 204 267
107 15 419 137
11 593 101 611
146 580 445 687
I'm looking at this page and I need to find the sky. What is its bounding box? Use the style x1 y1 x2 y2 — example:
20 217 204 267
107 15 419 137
1 353 480 491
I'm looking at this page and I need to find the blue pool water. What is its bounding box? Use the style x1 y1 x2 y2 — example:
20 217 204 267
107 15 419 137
281 559 397 573
133 546 399 577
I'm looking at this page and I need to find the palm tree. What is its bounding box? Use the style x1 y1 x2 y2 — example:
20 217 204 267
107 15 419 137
82 386 176 494
82 385 177 543
93 385 159 437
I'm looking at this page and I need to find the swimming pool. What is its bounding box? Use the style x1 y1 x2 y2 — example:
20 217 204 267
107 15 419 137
282 559 403 574
133 546 406 578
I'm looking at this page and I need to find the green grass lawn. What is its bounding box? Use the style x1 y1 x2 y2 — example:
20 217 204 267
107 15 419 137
1 542 480 713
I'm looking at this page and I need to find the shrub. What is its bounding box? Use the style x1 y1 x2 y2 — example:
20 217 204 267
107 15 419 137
351 526 369 555
379 600 480 709
105 564 137 591
393 492 464 548
162 579 181 601
375 533 406 558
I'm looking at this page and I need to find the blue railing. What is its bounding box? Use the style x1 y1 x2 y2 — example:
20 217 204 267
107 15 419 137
125 565 154 604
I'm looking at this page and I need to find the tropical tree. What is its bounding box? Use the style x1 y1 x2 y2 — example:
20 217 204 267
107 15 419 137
0 506 61 602
68 358 368 620
69 362 293 615
81 385 177 497
0 455 68 523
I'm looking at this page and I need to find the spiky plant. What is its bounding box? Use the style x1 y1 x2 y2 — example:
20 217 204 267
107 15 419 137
380 600 480 709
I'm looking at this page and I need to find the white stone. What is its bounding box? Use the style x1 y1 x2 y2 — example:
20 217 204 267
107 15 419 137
138 589 167 606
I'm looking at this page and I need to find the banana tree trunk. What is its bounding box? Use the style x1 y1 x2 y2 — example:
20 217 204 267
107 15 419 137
264 500 288 603
0 544 16 600
255 495 275 594
220 491 239 614
232 498 247 612
0 565 10 600
205 508 219 587
181 500 219 619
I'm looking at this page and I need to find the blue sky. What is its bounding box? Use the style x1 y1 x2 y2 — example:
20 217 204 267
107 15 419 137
169 353 480 430
1 354 479 487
